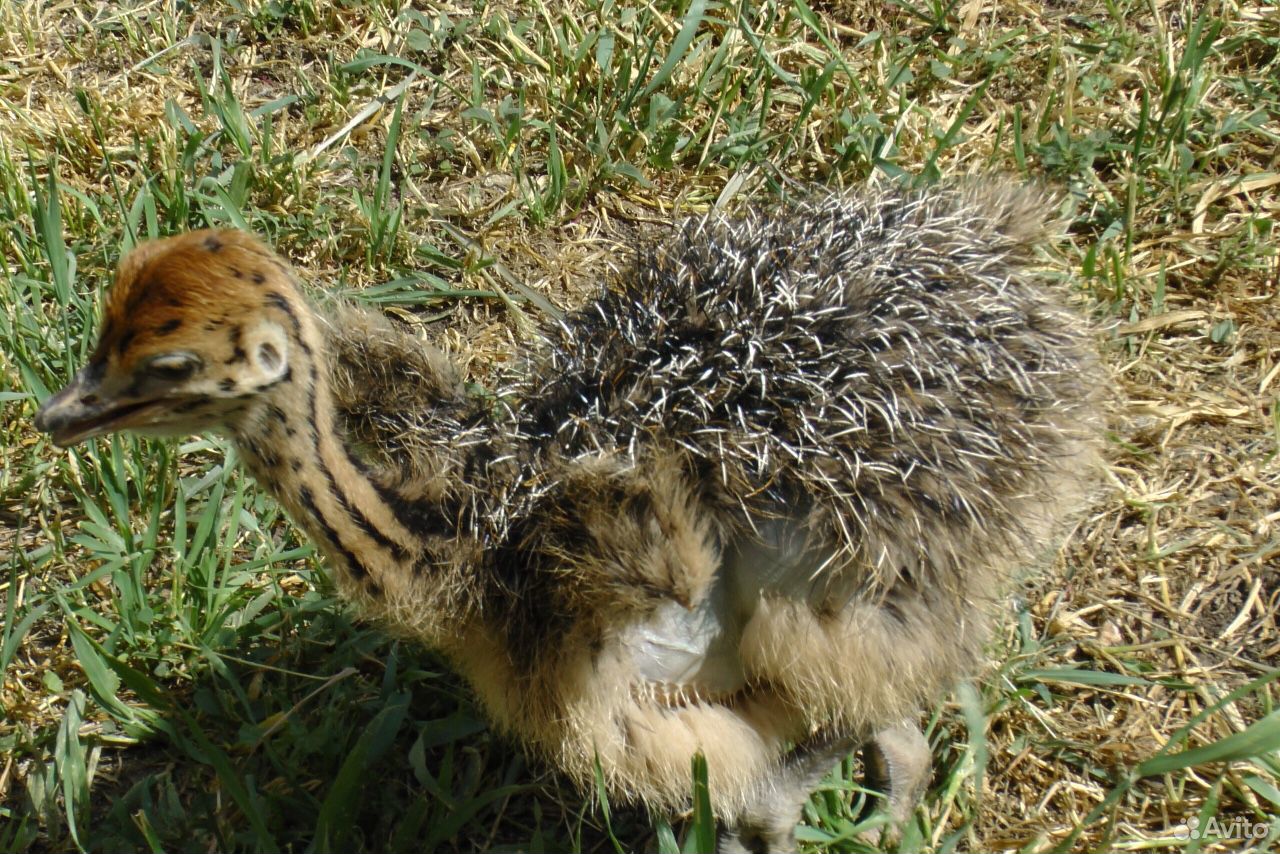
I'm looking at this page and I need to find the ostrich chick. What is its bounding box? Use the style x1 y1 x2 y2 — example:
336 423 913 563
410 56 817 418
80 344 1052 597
35 184 1103 851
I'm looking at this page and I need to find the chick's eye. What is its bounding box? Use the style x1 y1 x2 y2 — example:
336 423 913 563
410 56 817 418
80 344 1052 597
145 354 201 381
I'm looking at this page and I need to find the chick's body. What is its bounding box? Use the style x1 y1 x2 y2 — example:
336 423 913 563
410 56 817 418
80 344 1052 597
327 184 1102 825
36 183 1103 849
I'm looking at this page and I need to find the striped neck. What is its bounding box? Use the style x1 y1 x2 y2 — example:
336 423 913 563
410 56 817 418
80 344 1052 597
226 287 453 606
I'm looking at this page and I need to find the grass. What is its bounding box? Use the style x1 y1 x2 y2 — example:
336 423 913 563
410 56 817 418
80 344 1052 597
1 0 1278 850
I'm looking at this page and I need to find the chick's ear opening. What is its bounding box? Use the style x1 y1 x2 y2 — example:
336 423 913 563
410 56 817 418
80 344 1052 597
243 321 290 388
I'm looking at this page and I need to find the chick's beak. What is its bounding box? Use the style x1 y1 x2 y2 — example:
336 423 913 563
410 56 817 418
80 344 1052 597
34 364 153 447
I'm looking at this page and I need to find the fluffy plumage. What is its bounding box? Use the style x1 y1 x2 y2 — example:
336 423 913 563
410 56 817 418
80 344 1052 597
35 182 1104 851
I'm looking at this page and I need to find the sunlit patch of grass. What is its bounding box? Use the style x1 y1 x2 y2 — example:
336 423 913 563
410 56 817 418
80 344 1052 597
1 0 1277 851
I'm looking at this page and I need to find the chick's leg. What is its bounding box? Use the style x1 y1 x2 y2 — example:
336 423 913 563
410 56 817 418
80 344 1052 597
719 732 861 854
863 719 930 827
720 720 931 851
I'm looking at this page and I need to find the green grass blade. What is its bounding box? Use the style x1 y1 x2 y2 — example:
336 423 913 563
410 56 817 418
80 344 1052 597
685 753 716 854
54 690 89 852
1018 668 1154 688
313 692 412 852
30 164 73 307
642 0 713 98
1137 712 1280 777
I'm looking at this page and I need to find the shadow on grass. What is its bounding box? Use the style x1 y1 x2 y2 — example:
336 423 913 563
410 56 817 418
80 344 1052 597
41 602 656 854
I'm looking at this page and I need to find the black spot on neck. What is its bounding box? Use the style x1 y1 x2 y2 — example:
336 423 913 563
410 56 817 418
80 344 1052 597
225 325 247 364
204 235 223 252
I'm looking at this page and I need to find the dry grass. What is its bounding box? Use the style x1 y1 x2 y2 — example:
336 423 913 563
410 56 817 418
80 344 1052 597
1 0 1278 851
